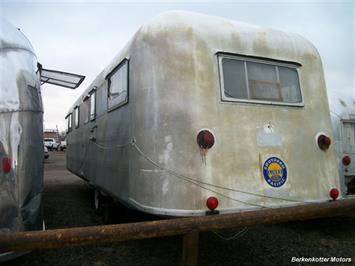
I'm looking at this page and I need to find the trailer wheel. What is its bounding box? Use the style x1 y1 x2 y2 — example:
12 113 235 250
102 201 115 224
94 189 104 215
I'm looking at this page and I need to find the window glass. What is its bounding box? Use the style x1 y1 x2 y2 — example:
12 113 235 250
74 106 79 128
108 60 128 109
90 91 96 120
83 98 89 124
222 59 247 99
279 67 302 103
220 55 302 104
247 62 281 101
66 113 72 133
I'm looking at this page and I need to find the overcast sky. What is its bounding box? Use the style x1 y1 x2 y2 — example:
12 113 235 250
1 1 354 131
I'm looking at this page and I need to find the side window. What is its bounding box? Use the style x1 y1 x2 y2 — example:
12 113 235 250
83 96 90 124
74 106 79 128
66 113 72 133
219 54 302 105
90 90 96 120
107 59 128 110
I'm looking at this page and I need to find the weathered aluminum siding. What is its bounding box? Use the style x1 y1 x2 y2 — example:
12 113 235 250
67 11 340 216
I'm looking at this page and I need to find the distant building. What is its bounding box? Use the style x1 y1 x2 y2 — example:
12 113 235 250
43 129 59 141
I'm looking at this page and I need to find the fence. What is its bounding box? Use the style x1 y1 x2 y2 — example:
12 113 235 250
1 199 355 265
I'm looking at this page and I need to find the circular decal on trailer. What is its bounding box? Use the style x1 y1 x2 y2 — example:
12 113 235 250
263 157 287 188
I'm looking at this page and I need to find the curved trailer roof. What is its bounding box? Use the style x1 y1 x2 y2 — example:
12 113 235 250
68 10 319 112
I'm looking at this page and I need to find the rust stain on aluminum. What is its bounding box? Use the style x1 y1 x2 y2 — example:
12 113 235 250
258 153 263 183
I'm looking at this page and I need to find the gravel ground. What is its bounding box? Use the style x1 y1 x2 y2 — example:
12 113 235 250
3 151 355 266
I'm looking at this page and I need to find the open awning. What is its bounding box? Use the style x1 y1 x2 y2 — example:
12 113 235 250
40 68 85 89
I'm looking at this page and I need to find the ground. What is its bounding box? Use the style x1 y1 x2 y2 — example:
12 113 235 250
3 152 355 265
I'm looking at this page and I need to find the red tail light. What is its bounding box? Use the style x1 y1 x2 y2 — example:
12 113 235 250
206 196 218 211
342 155 351 166
317 134 331 150
2 157 11 174
329 188 339 200
197 130 215 149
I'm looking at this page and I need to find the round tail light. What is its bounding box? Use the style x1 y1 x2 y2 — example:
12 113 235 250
329 188 339 200
206 196 218 211
317 134 331 150
2 157 11 174
342 155 351 166
197 130 215 149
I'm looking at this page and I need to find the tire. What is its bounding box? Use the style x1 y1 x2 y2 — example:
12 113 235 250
102 201 115 224
94 189 104 215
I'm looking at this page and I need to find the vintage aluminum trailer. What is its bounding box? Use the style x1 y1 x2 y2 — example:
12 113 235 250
0 18 84 262
0 18 44 262
66 11 340 219
328 89 355 196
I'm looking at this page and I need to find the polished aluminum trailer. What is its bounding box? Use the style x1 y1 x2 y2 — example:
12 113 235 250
66 11 340 218
328 89 355 196
0 18 44 262
0 18 84 262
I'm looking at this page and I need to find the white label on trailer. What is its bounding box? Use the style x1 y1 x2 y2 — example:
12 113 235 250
264 188 290 198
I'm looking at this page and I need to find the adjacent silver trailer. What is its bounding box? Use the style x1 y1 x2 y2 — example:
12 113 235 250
66 11 340 218
328 90 355 196
0 18 84 262
0 18 43 261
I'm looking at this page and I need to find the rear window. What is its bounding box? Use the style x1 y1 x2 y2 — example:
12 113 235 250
218 54 303 105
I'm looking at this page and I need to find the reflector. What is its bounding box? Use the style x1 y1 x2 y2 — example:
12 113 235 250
342 155 351 166
2 157 11 173
206 197 218 211
197 130 215 149
317 134 331 150
329 188 339 201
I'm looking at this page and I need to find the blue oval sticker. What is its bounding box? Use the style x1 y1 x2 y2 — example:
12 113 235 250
263 157 287 188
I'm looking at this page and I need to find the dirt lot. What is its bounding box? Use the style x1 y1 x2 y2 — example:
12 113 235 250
3 152 355 265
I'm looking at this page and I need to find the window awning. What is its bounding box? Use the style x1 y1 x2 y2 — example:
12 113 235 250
40 68 85 89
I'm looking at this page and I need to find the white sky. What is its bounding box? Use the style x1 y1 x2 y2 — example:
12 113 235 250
1 1 354 131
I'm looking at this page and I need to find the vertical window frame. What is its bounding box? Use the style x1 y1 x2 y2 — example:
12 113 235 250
217 53 304 107
89 89 96 121
83 94 90 124
66 113 73 133
74 106 80 129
